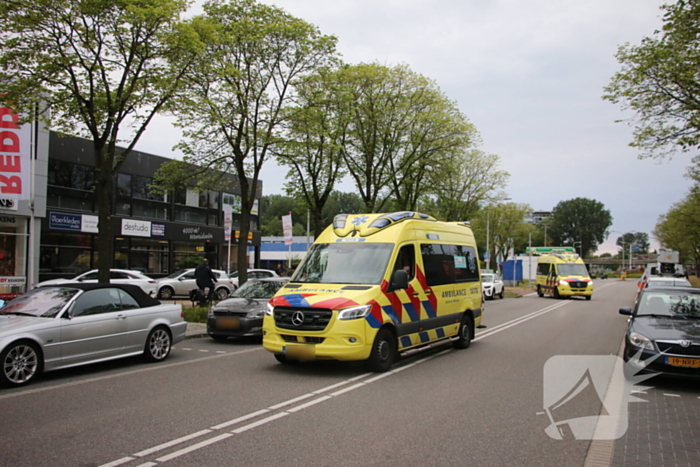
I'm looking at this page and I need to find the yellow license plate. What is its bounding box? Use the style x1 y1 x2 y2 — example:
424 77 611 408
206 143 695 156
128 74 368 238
666 357 700 368
217 317 240 329
283 344 315 360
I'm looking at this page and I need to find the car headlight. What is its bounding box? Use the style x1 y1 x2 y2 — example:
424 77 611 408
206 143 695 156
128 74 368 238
338 304 372 320
628 331 654 351
247 309 265 318
266 302 274 316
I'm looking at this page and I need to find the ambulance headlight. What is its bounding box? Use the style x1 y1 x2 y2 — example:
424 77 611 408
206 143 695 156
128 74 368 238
559 280 569 286
266 302 274 316
338 304 372 320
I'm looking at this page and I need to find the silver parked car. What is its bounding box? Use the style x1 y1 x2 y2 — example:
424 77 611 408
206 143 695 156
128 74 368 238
229 269 279 290
0 283 187 388
155 269 235 300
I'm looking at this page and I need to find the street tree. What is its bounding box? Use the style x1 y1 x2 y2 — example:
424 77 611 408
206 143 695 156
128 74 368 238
153 0 337 287
603 0 700 159
654 192 700 270
614 232 650 256
469 202 532 270
337 63 477 212
0 0 204 283
274 67 349 237
548 198 613 257
423 149 509 221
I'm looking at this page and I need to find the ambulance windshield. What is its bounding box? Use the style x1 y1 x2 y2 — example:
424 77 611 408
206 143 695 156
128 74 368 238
557 264 589 276
291 242 394 285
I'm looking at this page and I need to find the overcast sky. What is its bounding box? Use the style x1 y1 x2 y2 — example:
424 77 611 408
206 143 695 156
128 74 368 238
134 0 693 255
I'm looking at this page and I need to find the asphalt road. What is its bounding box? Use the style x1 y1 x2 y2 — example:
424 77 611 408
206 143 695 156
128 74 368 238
0 280 648 467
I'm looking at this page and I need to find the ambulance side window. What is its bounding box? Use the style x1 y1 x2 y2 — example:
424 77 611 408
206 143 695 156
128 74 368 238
421 243 479 286
537 263 550 275
393 245 415 281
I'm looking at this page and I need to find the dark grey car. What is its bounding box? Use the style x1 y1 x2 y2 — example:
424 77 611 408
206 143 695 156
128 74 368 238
208 277 289 340
620 286 700 379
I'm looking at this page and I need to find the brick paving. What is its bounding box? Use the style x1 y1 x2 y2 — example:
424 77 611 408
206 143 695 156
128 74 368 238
611 378 700 467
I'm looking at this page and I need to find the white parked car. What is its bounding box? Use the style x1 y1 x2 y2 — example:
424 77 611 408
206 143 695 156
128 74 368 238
155 269 235 300
37 269 158 297
229 269 279 290
481 273 504 300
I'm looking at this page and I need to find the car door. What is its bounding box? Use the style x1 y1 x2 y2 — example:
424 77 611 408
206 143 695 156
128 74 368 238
175 270 196 295
59 288 128 366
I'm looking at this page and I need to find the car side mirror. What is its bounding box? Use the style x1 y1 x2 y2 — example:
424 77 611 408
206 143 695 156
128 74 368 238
618 307 633 316
389 270 409 291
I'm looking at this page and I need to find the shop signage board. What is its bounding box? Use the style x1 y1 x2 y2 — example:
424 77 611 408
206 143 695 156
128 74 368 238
0 105 32 200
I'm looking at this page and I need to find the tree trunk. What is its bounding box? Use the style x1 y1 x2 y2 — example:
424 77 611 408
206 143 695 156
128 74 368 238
96 150 114 284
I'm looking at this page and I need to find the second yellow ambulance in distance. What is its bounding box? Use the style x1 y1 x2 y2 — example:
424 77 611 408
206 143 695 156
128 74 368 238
262 212 482 372
532 247 594 300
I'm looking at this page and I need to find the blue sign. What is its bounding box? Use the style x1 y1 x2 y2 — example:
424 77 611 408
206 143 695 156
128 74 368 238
49 212 82 231
151 222 166 237
483 251 490 260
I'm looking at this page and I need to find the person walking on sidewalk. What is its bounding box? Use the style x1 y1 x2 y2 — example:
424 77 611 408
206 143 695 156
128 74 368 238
195 258 218 303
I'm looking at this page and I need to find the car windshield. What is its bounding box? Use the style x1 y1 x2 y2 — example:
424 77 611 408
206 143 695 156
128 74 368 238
557 264 589 276
291 242 394 285
0 287 80 318
232 280 285 299
637 291 700 318
482 274 495 283
164 269 187 279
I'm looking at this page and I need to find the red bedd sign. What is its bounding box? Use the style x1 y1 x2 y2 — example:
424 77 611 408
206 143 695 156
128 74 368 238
0 106 31 200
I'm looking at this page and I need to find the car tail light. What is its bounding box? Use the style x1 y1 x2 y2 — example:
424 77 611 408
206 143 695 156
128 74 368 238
180 310 184 318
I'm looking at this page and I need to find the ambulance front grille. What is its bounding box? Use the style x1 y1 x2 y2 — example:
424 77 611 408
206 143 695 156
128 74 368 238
274 307 332 331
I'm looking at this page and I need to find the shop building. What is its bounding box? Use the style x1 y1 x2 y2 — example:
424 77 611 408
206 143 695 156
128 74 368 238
39 132 262 282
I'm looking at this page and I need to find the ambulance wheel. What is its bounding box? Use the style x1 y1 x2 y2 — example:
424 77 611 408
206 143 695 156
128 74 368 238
554 287 561 299
537 286 544 297
367 328 396 372
274 354 298 365
453 316 472 349
586 295 592 301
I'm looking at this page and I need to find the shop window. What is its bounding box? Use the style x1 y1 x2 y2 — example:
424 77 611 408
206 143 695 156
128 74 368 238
208 191 219 209
132 175 166 202
117 173 131 197
174 207 207 224
132 200 170 220
116 202 131 216
47 193 95 212
208 214 219 226
48 160 94 191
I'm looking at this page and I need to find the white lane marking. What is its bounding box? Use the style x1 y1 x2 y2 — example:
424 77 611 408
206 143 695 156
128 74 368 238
181 348 192 351
199 350 209 353
134 463 158 467
268 393 316 410
101 300 574 466
287 395 333 413
0 347 263 401
155 433 233 462
210 409 270 430
231 412 290 434
100 457 134 467
133 429 213 457
664 393 681 398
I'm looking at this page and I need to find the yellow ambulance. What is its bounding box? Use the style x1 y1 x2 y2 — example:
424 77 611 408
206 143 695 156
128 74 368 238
262 211 482 372
532 247 593 300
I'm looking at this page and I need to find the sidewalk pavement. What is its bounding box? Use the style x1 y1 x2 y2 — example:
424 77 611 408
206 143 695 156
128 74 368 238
185 322 208 339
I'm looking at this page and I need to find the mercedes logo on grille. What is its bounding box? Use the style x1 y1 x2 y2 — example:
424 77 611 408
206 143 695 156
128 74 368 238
291 311 305 327
680 340 692 348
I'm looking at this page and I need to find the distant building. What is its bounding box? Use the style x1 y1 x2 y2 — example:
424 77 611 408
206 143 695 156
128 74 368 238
253 236 314 270
524 211 552 224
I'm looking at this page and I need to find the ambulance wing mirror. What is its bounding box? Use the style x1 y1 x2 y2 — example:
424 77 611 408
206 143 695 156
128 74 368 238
389 270 409 292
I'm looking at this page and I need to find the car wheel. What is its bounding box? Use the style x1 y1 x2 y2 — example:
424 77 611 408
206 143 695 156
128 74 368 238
367 328 396 372
499 289 504 299
586 295 592 301
158 286 174 300
1 341 42 388
453 315 472 349
215 287 229 300
143 326 172 362
274 354 298 365
537 286 544 297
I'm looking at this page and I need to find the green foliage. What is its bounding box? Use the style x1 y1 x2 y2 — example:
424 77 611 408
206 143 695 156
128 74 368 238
654 190 700 268
470 202 533 266
0 0 203 282
603 0 700 159
548 198 613 257
184 306 209 323
613 232 650 255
